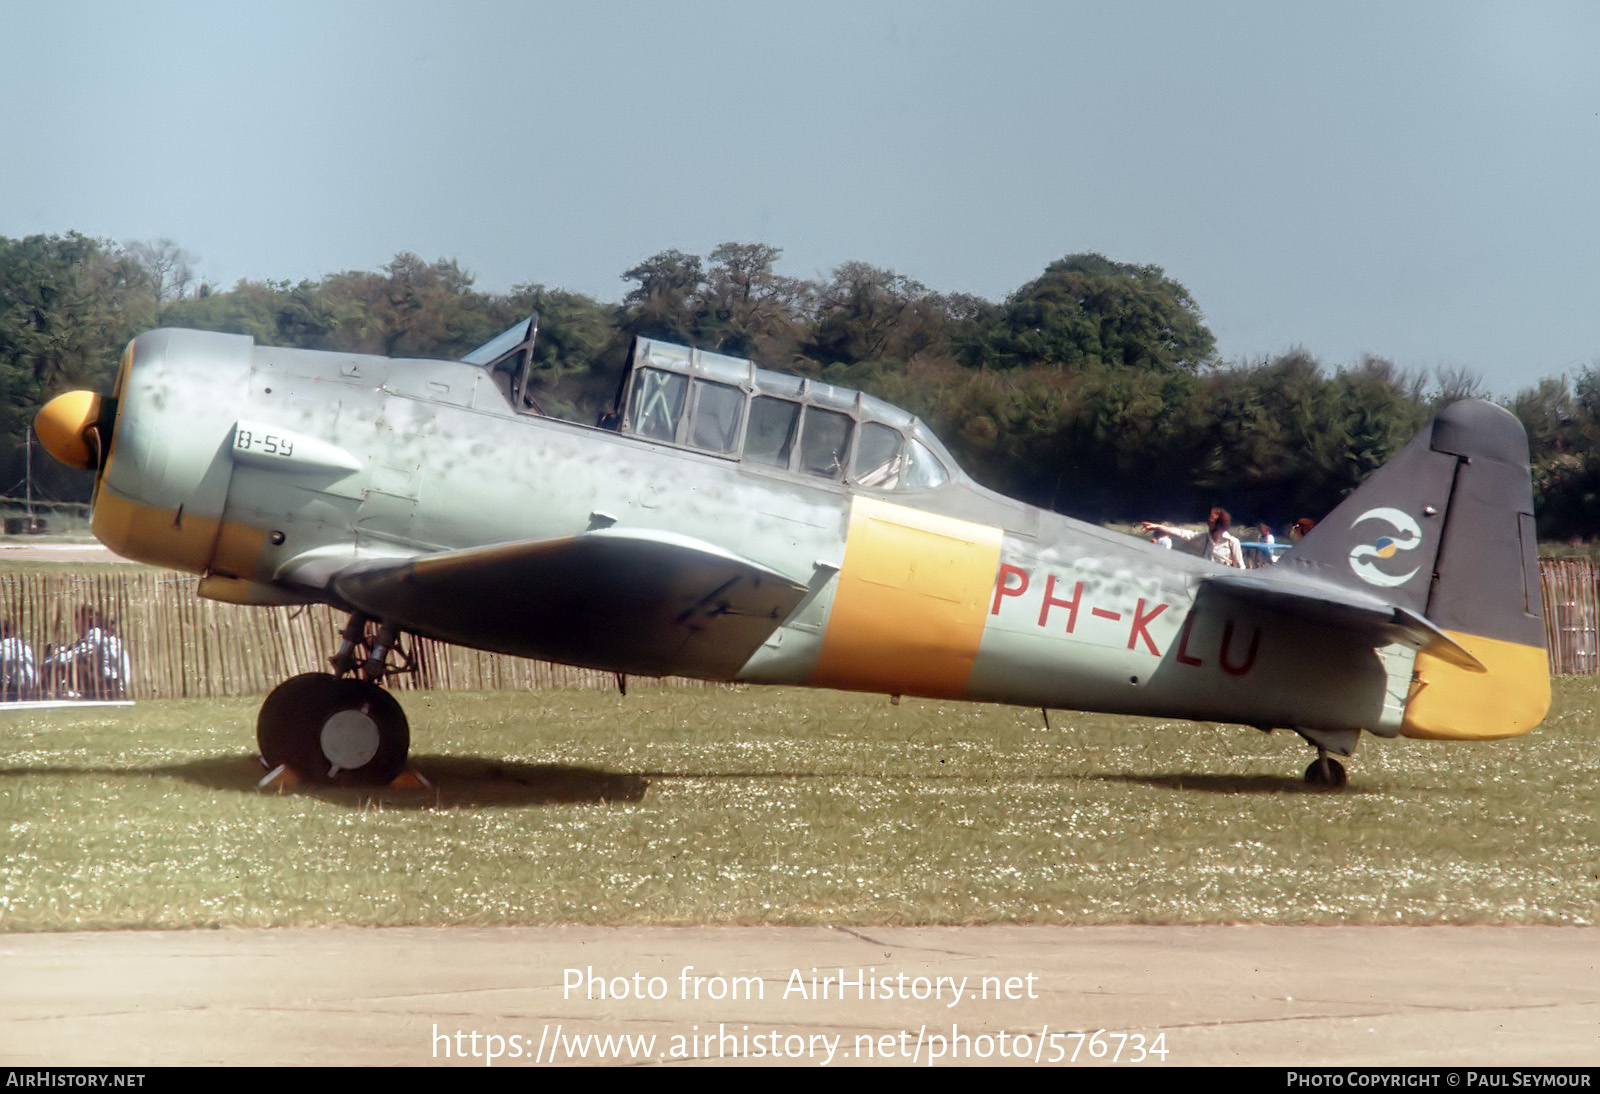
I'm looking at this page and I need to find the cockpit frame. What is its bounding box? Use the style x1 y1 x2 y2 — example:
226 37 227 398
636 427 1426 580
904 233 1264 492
613 338 958 493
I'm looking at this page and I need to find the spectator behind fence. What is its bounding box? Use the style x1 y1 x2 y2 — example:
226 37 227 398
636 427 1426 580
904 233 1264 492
0 619 37 701
45 605 130 700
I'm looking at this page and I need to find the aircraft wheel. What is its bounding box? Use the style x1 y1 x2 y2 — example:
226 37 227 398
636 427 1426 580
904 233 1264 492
258 673 410 786
1303 756 1348 789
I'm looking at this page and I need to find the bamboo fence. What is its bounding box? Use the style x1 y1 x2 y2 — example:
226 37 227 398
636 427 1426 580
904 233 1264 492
2 563 1598 699
1539 559 1600 675
0 571 697 700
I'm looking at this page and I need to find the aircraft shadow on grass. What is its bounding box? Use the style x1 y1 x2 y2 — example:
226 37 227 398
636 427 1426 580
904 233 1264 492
0 756 649 809
1099 772 1379 795
0 760 1388 805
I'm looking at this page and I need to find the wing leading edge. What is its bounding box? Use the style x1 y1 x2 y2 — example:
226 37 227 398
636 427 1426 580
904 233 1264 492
329 528 811 679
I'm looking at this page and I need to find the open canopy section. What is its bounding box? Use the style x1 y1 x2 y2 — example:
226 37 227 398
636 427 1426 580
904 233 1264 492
462 316 543 414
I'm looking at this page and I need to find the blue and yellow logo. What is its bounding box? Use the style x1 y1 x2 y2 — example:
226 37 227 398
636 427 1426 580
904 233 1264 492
1348 508 1424 587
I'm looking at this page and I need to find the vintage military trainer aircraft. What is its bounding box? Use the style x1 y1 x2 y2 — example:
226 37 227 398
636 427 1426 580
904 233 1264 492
32 319 1549 788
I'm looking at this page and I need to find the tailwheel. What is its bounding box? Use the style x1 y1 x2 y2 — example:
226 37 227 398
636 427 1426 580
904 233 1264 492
1304 753 1348 790
258 672 410 786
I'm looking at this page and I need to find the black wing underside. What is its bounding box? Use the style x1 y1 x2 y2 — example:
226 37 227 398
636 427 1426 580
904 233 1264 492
330 528 810 679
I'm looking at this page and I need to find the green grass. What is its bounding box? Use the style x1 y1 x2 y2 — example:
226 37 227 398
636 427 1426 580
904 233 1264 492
1 681 1597 930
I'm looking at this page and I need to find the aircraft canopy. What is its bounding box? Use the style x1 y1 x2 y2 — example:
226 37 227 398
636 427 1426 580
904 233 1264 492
615 338 963 493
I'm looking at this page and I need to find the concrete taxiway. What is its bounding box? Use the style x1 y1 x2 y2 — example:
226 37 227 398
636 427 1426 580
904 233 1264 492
2 926 1596 1066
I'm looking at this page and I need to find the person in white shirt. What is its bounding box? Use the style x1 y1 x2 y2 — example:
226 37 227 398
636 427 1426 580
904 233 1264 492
1258 523 1279 565
45 605 130 699
1140 507 1245 568
0 619 36 701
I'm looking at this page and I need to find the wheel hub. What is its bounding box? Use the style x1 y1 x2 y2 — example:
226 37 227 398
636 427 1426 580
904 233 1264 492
321 707 381 771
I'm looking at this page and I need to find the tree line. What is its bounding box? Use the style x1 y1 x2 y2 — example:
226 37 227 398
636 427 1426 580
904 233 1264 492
4 231 1598 538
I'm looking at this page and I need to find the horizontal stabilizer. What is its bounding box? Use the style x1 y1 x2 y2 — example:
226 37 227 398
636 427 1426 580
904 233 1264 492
1204 571 1486 673
329 528 810 679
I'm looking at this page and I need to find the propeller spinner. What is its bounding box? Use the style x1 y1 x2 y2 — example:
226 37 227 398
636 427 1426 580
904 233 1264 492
35 390 114 471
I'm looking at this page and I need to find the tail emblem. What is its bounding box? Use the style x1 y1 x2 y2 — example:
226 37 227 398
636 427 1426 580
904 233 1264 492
1348 507 1423 587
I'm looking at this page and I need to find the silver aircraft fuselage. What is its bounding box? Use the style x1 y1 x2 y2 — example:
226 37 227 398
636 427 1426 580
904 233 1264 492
60 326 1549 757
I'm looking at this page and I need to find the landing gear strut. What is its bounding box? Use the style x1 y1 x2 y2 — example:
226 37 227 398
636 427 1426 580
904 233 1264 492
1291 727 1357 790
256 615 414 786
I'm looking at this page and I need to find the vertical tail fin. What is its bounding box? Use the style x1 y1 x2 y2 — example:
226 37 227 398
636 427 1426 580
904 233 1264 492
1283 400 1548 739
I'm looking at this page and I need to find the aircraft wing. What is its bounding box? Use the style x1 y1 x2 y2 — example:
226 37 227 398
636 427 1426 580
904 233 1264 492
325 528 811 679
1202 571 1486 672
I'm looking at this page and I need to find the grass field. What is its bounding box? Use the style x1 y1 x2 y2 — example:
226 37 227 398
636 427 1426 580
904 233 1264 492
1 681 1596 930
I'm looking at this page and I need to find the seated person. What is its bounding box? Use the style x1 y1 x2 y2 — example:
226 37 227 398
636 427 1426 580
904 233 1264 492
44 606 130 699
0 619 36 701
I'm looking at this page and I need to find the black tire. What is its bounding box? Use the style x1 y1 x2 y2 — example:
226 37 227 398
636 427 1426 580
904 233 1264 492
258 673 344 777
257 673 410 786
1303 756 1348 789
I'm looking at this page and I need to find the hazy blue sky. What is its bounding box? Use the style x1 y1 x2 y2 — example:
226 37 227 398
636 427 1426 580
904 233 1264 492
4 1 1597 395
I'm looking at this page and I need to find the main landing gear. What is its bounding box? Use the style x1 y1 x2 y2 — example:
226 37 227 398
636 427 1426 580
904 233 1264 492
1303 751 1348 790
256 615 415 787
1291 726 1357 790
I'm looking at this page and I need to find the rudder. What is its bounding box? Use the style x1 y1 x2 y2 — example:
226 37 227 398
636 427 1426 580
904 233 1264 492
1284 400 1548 740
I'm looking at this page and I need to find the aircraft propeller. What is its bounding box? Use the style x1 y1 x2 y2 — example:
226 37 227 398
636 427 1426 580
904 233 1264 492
34 389 116 472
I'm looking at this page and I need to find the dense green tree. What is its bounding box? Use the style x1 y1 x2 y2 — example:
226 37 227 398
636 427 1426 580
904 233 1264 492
325 253 500 359
1510 369 1600 539
501 283 621 421
963 253 1217 373
696 242 808 361
161 279 292 343
806 262 936 366
0 233 155 502
1181 351 1424 524
621 249 704 344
